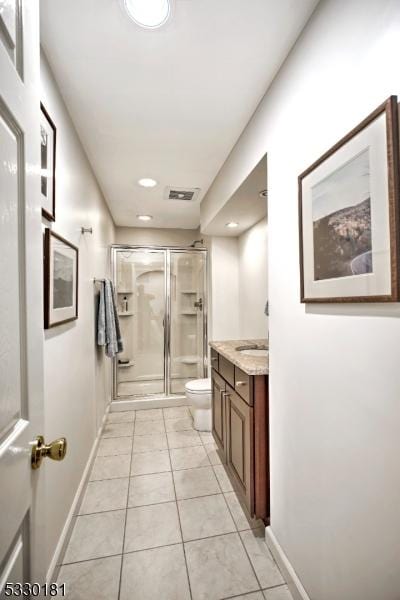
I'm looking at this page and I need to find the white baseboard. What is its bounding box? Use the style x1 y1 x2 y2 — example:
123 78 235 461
265 526 311 600
111 396 188 411
46 406 110 582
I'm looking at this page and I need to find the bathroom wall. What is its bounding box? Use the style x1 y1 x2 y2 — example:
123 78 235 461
200 1 400 599
41 53 115 574
207 236 240 341
238 218 268 339
115 226 199 247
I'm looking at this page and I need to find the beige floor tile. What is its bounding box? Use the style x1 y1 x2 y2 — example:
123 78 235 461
165 417 194 432
167 430 201 449
130 449 171 476
134 419 165 435
124 502 181 552
178 494 235 541
170 445 210 471
263 586 293 600
173 466 220 500
120 544 190 600
128 472 175 507
240 529 284 589
163 406 190 419
199 431 214 444
135 408 164 421
185 532 259 600
132 433 168 453
203 443 222 465
63 510 125 563
58 556 121 600
102 422 134 438
79 478 129 514
90 454 131 481
213 464 233 492
97 436 132 457
224 492 264 531
106 411 135 424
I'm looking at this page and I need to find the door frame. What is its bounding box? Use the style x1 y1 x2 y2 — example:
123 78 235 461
111 244 208 401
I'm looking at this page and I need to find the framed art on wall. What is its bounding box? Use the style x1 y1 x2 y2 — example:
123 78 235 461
40 103 56 221
299 96 400 303
44 229 78 328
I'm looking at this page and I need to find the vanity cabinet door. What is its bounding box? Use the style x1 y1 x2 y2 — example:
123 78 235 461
226 387 254 513
212 370 226 457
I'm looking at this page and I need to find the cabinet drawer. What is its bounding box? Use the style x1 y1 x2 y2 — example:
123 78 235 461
219 355 234 387
234 367 252 405
210 348 219 371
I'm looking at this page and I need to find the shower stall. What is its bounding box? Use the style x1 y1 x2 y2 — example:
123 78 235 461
111 245 207 400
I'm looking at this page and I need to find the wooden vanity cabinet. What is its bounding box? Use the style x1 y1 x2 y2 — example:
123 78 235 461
225 385 254 511
211 352 269 522
211 370 227 454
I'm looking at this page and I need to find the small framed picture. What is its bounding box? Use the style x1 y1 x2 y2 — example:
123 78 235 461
299 96 400 303
40 103 56 221
44 229 78 328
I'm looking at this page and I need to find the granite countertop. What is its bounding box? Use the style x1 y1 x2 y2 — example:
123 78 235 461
209 339 269 376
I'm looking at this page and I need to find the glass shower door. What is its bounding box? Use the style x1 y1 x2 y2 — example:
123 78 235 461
115 249 166 397
169 250 207 394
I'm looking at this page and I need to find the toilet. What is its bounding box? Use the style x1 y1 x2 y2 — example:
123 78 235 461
185 378 212 431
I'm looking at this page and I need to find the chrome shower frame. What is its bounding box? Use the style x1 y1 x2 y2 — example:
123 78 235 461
111 244 208 401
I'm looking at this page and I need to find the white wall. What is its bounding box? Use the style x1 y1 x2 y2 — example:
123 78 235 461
238 218 268 338
201 1 400 599
40 53 115 573
115 226 200 247
208 236 240 341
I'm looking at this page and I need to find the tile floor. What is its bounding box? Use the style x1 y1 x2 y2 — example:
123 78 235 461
58 406 292 600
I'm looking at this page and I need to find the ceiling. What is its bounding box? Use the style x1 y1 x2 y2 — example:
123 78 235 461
40 0 318 229
203 156 268 237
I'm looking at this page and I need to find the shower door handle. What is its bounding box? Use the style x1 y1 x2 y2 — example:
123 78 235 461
194 298 203 311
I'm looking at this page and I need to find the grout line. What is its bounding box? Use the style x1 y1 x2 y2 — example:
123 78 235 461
117 425 134 600
164 409 194 600
236 529 265 593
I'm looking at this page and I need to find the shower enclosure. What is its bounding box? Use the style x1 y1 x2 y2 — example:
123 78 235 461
112 246 207 399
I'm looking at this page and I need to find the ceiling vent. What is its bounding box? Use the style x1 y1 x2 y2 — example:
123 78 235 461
164 187 201 202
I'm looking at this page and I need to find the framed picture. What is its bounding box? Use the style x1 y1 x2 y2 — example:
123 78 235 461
44 229 78 328
299 96 400 303
40 103 56 221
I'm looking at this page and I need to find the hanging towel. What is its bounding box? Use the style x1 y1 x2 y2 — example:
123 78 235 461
97 279 123 358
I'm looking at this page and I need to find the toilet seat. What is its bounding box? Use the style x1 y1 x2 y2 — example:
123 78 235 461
185 378 211 394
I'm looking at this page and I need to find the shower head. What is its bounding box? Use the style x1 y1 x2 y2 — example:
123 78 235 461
189 239 204 248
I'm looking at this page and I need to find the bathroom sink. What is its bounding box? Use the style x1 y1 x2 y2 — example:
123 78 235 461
239 349 268 357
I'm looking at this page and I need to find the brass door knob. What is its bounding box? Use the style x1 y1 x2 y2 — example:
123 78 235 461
31 435 67 470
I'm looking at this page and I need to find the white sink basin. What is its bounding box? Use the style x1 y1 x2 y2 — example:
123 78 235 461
239 349 268 357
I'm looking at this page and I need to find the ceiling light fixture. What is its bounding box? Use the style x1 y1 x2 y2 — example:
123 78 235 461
137 214 153 221
225 222 239 229
124 0 171 29
138 178 158 188
259 189 268 198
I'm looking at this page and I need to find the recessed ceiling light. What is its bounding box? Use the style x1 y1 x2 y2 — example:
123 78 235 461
137 214 153 221
138 178 158 188
225 222 239 229
259 189 268 198
124 0 171 29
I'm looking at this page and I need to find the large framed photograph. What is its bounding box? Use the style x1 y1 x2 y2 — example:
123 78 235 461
44 229 78 328
40 103 56 221
299 96 400 303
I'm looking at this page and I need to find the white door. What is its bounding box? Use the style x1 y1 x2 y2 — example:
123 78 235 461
0 0 46 589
